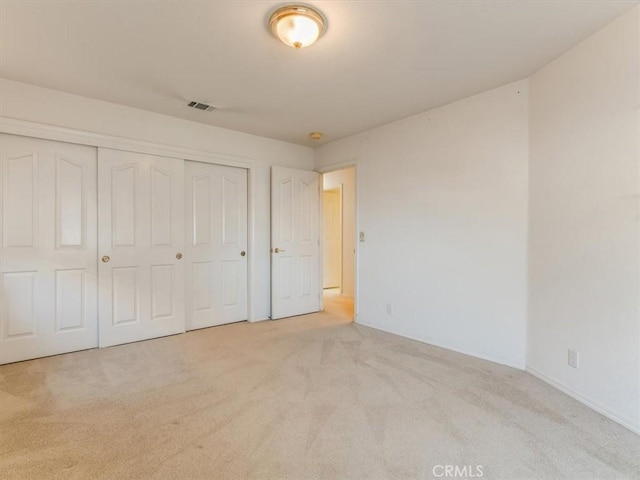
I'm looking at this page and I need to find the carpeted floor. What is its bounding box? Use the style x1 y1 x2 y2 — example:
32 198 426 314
1 309 638 479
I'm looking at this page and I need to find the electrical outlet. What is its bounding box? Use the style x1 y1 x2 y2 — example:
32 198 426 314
386 304 392 315
568 349 579 368
359 231 366 242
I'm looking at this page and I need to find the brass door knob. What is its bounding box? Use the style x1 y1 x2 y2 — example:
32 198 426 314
176 253 183 260
240 251 246 257
274 247 284 253
101 255 110 263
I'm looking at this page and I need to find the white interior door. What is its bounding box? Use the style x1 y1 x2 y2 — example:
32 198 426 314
0 134 97 364
271 166 321 319
185 161 248 330
98 148 184 347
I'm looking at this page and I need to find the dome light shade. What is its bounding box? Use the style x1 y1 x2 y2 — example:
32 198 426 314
269 5 325 49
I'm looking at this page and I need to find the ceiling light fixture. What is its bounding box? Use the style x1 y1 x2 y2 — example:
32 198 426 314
269 4 325 49
309 132 323 140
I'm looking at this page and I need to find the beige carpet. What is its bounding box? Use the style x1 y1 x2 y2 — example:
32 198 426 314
1 310 639 479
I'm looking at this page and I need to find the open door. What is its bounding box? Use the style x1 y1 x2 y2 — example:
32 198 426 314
271 166 321 319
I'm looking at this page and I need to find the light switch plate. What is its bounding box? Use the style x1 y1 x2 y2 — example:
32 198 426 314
568 349 579 368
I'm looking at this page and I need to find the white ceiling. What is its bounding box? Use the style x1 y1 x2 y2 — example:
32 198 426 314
1 0 638 147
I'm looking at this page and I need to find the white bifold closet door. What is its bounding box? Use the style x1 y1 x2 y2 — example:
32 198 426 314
98 149 185 347
0 134 98 364
185 161 248 330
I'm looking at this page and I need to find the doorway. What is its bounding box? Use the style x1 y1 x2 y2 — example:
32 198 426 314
322 167 355 320
323 187 342 289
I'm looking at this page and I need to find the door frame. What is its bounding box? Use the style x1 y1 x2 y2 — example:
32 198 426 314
317 161 358 322
0 116 259 323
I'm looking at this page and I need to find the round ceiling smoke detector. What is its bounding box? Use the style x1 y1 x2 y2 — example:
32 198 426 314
309 132 323 140
269 4 326 49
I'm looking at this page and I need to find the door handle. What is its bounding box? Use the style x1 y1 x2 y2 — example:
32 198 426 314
101 255 110 263
274 248 286 253
240 251 246 257
176 253 183 260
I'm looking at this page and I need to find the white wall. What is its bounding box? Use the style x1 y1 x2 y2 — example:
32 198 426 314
323 167 356 297
528 7 640 432
315 80 530 369
0 78 314 321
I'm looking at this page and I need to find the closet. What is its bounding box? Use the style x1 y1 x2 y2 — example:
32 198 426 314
0 134 248 364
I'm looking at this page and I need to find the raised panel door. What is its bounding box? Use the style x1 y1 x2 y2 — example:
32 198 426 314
98 149 184 347
185 161 247 330
271 166 320 319
0 134 98 364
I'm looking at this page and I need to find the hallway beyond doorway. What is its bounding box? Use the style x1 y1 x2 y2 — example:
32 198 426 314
323 288 354 320
322 166 356 321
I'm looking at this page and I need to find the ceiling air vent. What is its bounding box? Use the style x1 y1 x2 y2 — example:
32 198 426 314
186 101 215 112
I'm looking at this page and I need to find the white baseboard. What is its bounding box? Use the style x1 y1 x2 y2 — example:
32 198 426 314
355 319 525 370
248 316 270 323
354 320 639 435
526 366 640 435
